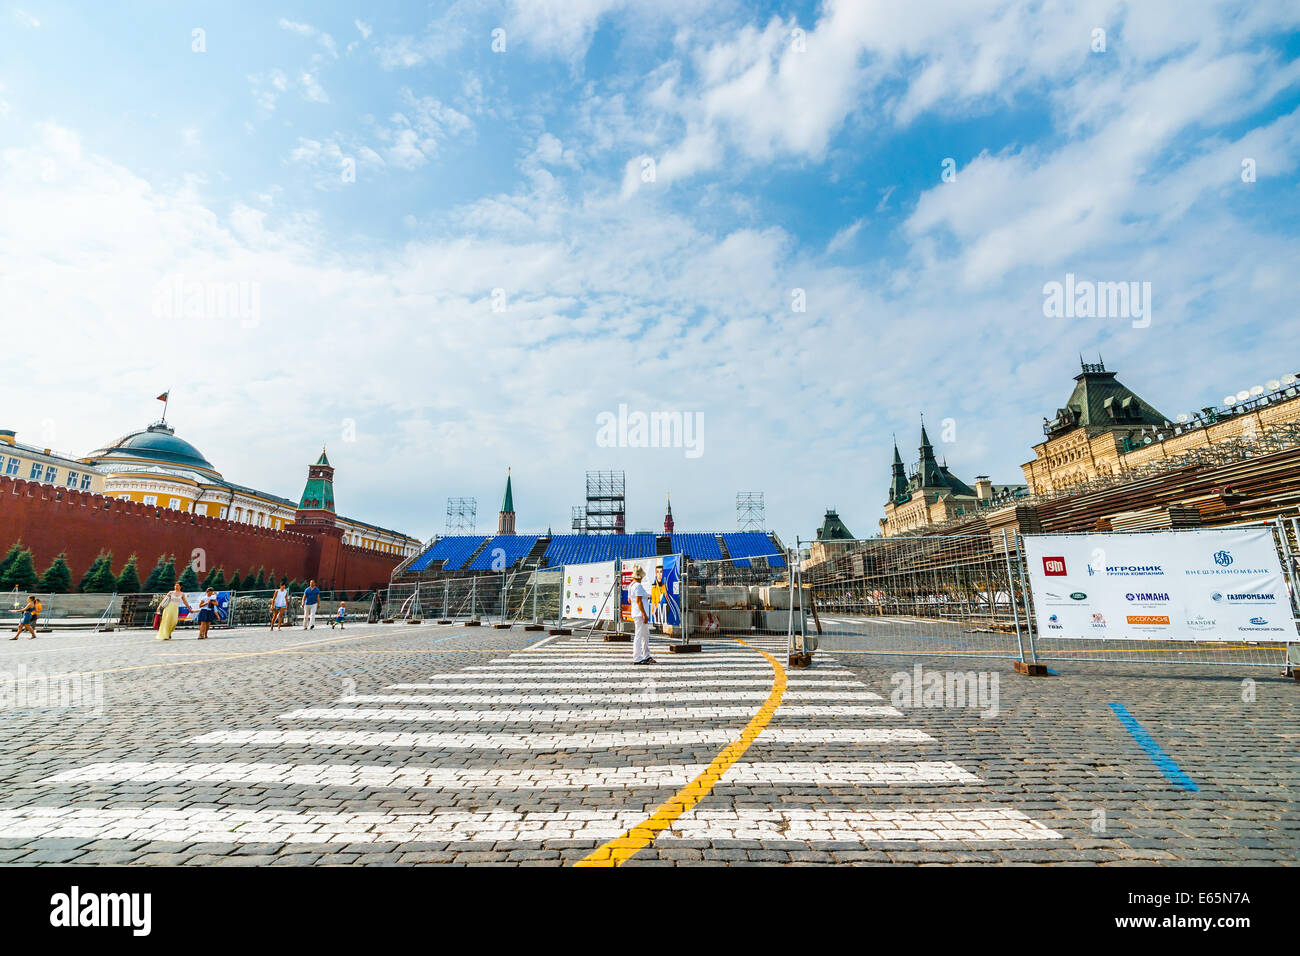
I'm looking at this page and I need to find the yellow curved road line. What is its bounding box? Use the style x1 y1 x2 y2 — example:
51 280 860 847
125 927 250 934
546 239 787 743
575 638 787 867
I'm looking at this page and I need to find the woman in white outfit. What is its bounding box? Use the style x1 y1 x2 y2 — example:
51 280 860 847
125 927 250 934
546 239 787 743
630 565 655 665
271 583 289 631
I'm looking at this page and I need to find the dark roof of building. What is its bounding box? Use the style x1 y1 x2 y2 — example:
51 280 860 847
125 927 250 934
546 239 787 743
1045 360 1167 438
87 423 218 475
816 510 854 541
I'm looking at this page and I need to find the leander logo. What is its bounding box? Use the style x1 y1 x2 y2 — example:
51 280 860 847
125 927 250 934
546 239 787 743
1042 556 1067 576
1213 550 1233 566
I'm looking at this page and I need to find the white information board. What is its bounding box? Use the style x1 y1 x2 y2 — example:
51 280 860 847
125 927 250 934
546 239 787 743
1022 528 1297 642
562 561 619 621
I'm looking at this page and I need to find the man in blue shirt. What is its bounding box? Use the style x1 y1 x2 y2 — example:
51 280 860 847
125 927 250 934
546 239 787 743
301 580 321 630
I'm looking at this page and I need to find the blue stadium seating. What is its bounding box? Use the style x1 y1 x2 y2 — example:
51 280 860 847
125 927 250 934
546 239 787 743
466 535 541 571
542 533 657 566
670 533 723 559
722 532 786 567
408 535 487 572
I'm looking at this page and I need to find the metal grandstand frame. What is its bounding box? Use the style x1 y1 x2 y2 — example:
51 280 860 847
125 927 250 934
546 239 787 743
584 470 625 534
736 492 765 532
446 497 477 533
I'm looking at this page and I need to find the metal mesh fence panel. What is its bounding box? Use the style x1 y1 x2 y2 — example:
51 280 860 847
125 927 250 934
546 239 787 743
685 554 799 660
800 533 1028 663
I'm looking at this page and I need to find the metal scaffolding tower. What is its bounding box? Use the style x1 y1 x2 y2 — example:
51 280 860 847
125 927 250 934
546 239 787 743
570 506 586 534
585 470 626 534
736 492 765 531
446 497 477 533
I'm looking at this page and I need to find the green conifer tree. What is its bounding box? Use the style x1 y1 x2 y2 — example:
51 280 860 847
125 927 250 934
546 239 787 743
89 551 117 593
178 564 200 591
77 553 108 593
115 555 142 594
0 542 23 584
141 554 170 592
2 549 40 593
38 553 72 594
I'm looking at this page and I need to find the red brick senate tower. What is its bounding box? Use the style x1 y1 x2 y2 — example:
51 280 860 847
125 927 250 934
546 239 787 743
294 448 338 528
294 448 344 587
663 493 674 535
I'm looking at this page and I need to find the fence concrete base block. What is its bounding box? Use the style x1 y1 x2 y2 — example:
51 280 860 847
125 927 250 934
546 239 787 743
548 627 572 636
604 634 632 643
405 618 422 624
1014 661 1050 676
437 619 452 625
463 620 482 627
788 652 814 668
382 618 395 624
492 623 510 629
669 643 702 654
523 624 545 631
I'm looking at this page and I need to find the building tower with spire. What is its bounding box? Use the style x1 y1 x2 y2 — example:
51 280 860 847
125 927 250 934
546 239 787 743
498 468 516 535
663 493 674 535
889 437 909 504
295 448 337 528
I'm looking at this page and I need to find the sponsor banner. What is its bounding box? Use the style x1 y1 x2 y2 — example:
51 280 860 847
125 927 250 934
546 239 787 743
1024 529 1297 642
618 555 682 627
562 561 619 621
177 591 231 622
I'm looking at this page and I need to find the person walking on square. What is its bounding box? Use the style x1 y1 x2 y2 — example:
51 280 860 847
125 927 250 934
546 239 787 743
271 581 289 631
330 602 346 629
195 587 218 639
11 595 40 640
301 579 320 630
156 582 190 641
630 565 655 665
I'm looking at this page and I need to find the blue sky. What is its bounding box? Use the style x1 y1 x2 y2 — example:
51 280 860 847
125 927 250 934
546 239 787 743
2 0 1299 545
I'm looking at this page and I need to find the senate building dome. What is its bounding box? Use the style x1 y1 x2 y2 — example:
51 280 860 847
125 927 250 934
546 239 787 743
86 423 221 479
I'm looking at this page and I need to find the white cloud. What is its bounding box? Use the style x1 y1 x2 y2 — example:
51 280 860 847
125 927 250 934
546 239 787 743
13 8 39 28
826 218 864 254
355 19 372 39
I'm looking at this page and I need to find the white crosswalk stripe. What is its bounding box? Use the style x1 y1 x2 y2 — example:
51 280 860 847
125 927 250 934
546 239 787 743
340 691 884 704
386 678 866 690
190 728 936 748
47 760 980 789
277 704 905 722
0 806 1060 843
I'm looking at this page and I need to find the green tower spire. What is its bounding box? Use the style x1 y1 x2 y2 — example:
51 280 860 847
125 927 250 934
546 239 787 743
297 447 336 516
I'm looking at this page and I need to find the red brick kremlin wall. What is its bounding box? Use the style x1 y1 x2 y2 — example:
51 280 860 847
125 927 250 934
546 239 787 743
0 477 402 591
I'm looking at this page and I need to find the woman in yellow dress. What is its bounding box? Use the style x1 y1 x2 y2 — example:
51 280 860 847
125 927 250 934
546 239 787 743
156 582 191 641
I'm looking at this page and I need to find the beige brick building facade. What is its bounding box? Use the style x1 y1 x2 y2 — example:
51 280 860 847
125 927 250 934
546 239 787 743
1021 361 1300 494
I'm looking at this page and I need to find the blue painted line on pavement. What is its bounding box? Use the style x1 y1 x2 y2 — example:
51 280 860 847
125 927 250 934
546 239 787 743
1108 703 1198 792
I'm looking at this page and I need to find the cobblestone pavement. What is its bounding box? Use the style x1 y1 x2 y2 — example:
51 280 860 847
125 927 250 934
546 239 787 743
0 621 1295 865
